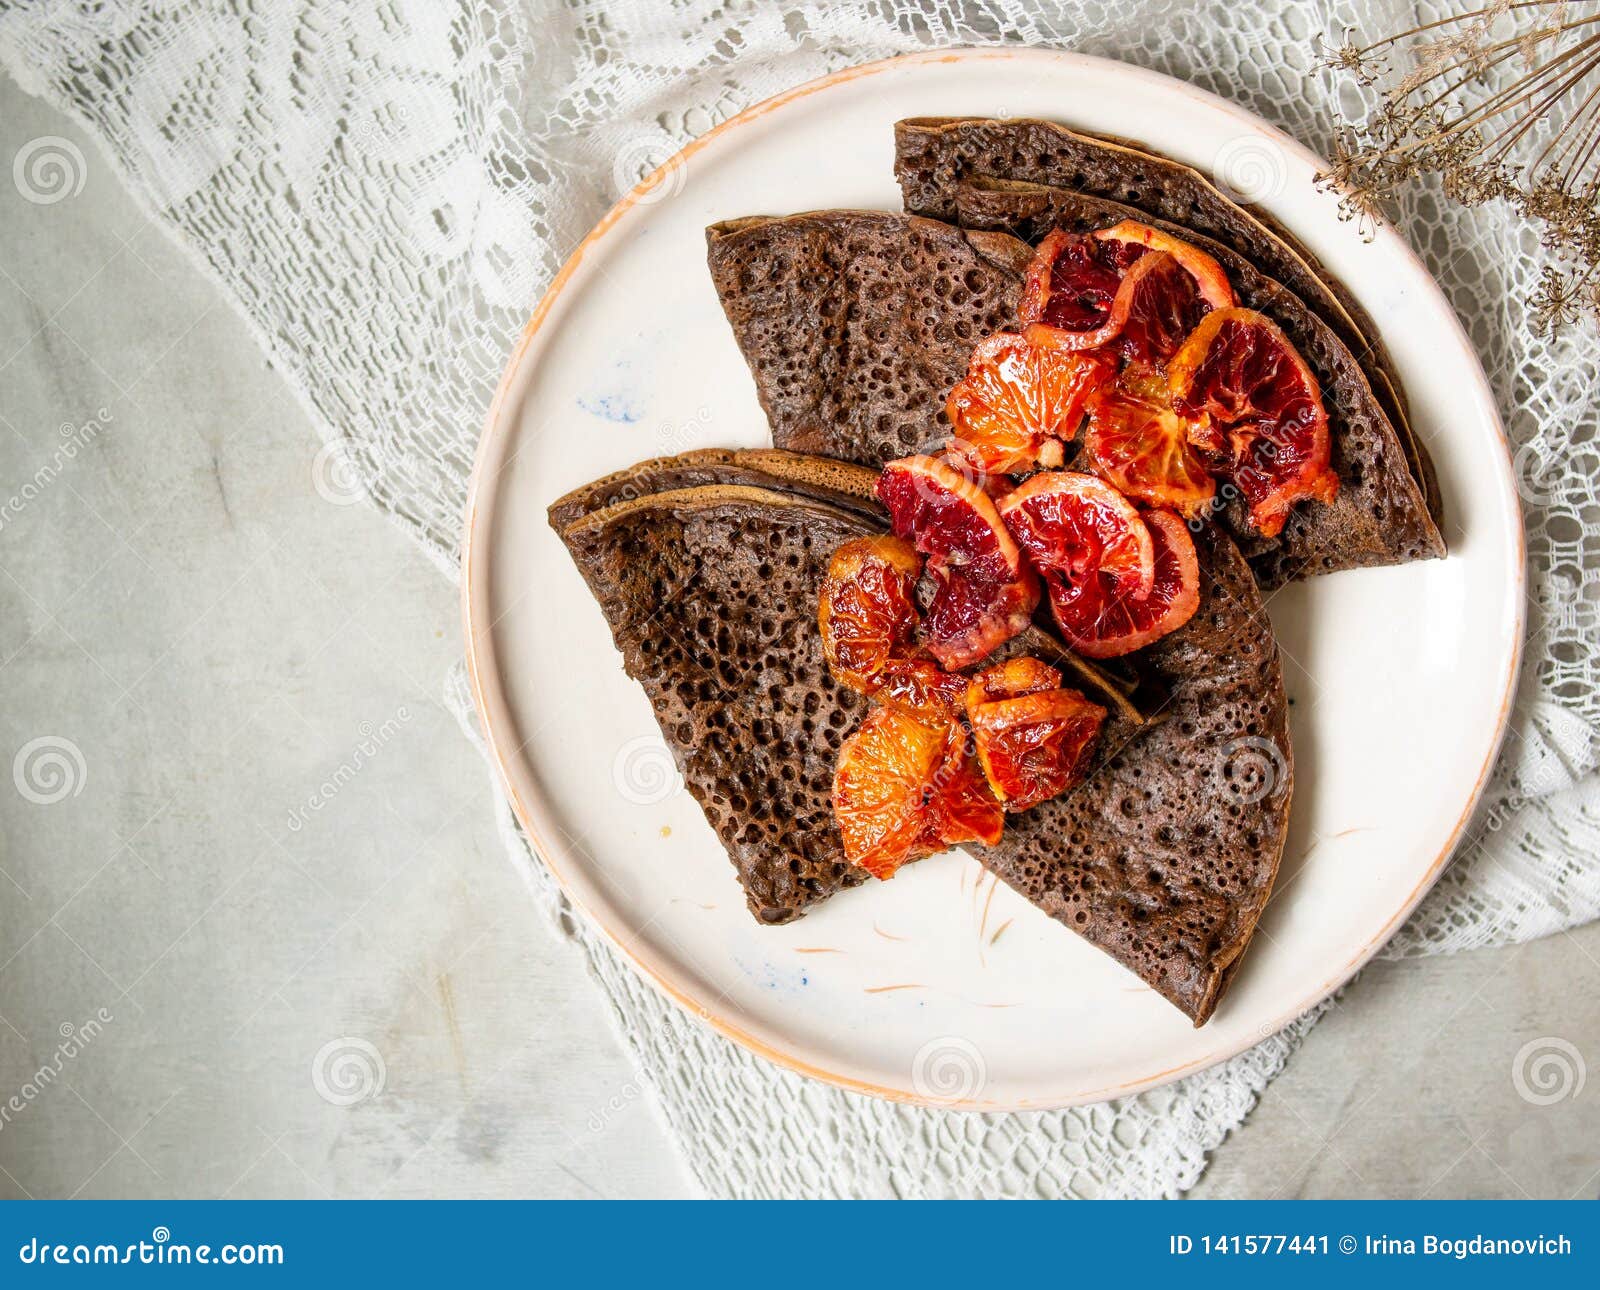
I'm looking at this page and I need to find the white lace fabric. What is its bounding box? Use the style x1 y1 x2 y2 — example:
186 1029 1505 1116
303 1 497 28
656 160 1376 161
5 0 1594 1198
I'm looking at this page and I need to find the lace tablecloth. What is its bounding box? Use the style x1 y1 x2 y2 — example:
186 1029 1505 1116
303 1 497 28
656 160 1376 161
5 0 1595 1197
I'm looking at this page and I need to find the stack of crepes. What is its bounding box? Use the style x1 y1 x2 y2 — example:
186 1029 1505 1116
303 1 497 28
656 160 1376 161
551 118 1445 1027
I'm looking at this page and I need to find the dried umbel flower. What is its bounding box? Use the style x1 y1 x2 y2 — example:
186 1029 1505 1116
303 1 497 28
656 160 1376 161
1312 29 1388 85
1317 1 1600 336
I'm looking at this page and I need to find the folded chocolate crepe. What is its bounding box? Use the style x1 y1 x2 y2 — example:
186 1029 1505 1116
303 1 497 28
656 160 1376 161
553 453 1290 1023
558 482 875 923
546 447 885 532
952 176 1445 586
894 118 1445 555
709 200 1442 587
553 448 1152 704
983 520 1291 1023
706 211 1031 467
893 116 1406 423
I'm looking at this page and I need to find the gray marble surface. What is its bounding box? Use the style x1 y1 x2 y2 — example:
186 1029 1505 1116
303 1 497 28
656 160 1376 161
1 74 1596 1200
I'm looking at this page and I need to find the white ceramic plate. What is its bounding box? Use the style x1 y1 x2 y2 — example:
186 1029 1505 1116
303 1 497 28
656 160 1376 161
463 50 1523 1109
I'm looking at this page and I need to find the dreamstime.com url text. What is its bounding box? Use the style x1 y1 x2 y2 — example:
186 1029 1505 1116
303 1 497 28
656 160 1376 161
17 1228 283 1267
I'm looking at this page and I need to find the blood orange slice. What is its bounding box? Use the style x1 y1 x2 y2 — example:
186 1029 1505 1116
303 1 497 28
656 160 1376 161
1019 223 1234 357
1104 251 1214 367
832 706 948 879
832 707 1002 879
819 535 966 717
924 722 1007 851
968 687 1107 812
876 657 968 717
963 656 1062 710
1017 229 1143 349
1169 307 1340 538
1043 509 1201 659
963 656 1105 812
876 455 1040 670
1092 220 1233 311
997 471 1156 604
818 536 922 694
1082 365 1216 516
933 448 1014 506
945 332 1115 474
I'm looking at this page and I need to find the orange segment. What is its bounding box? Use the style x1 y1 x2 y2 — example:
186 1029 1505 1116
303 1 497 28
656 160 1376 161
1169 307 1339 538
925 722 1007 851
1017 228 1141 348
876 656 968 718
1019 223 1234 358
832 706 948 879
963 656 1062 711
1102 251 1214 367
876 455 1040 670
945 333 1114 474
832 708 1002 879
968 688 1107 812
818 536 922 694
997 470 1157 603
1043 509 1201 659
1082 365 1217 517
819 535 967 718
1091 220 1235 310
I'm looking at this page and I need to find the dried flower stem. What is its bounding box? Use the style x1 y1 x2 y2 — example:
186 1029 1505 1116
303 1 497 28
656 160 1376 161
1317 2 1600 335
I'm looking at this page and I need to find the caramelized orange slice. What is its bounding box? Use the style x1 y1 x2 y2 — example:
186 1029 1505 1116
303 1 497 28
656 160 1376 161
946 333 1114 474
968 688 1107 812
998 470 1156 604
1092 220 1234 311
963 656 1062 710
1169 307 1339 538
924 722 1007 853
876 656 968 718
1017 229 1144 349
818 536 922 693
1043 509 1201 659
832 707 1002 879
876 455 1040 670
1082 365 1217 517
1019 223 1234 357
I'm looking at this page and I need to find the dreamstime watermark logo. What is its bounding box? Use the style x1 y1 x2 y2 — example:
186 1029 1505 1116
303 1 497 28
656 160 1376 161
611 733 683 805
584 1011 703 1136
586 1068 655 1135
1182 478 1242 533
655 405 713 454
349 104 410 151
1474 747 1570 839
1255 1016 1289 1044
1219 736 1288 805
911 1036 987 1105
17 1226 283 1266
0 1008 113 1133
13 135 87 205
13 735 87 806
611 136 687 206
0 408 112 534
311 439 365 506
891 453 996 511
1512 440 1564 507
311 1037 386 1107
286 706 412 832
1212 135 1289 205
1512 1036 1586 1106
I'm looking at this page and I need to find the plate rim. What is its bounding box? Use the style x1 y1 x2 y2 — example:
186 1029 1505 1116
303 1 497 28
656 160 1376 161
460 46 1526 1110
